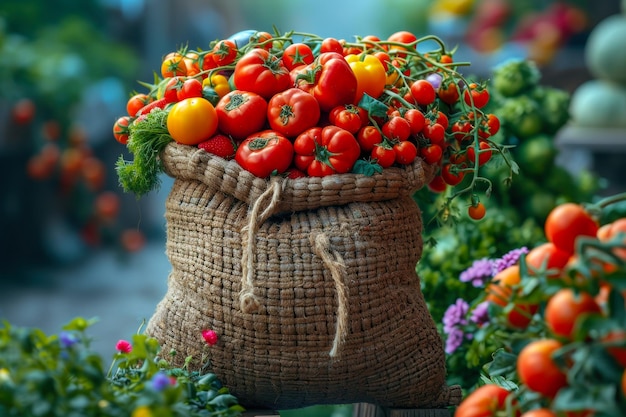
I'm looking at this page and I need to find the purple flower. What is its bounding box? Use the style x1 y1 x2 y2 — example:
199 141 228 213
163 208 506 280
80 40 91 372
443 298 469 333
150 371 171 391
492 247 529 275
445 327 465 354
59 331 78 349
460 258 495 287
470 301 490 326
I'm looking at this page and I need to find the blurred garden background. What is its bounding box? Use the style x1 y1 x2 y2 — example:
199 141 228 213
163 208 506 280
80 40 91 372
1 0 625 412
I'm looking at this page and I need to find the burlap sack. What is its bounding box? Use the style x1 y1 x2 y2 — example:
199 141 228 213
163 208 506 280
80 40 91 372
145 142 461 410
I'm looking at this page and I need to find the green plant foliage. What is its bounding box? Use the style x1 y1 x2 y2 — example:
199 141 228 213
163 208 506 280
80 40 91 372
0 318 245 417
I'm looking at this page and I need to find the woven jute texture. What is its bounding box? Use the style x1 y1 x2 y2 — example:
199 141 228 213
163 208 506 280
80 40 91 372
145 142 462 410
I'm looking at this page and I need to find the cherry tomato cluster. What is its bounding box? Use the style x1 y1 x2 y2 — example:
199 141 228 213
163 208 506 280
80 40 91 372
458 197 626 416
114 30 506 210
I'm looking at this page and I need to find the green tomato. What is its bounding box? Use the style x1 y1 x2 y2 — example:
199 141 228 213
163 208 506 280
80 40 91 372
515 134 557 178
491 59 541 98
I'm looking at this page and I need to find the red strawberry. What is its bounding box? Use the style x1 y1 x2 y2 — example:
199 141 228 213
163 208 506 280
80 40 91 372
197 134 236 159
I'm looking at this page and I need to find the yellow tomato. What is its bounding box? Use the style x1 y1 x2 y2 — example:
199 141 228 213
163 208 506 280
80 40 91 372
166 97 218 145
345 53 387 102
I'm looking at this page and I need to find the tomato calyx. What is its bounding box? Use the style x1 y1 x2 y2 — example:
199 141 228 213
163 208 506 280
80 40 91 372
247 136 275 151
224 93 249 111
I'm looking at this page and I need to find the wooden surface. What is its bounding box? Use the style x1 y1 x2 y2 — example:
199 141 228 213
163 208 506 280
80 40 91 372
239 404 452 416
352 403 452 417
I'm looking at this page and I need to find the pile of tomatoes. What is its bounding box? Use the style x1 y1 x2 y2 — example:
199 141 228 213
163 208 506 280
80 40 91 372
113 29 504 217
457 197 626 416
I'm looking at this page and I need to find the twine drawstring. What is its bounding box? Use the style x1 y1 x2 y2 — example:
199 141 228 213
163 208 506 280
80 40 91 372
239 179 284 313
311 232 349 358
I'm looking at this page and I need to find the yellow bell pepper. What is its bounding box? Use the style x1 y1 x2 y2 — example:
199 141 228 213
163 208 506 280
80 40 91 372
345 53 387 102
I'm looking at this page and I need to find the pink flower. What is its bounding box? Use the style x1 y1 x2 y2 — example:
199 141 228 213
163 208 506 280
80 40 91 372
115 339 132 353
202 329 218 346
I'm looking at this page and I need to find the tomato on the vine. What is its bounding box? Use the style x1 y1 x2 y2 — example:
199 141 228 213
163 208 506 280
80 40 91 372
420 144 443 165
466 140 492 166
438 78 460 105
235 130 294 178
126 93 152 117
451 119 472 142
427 174 447 193
371 144 396 168
211 39 238 66
215 90 268 141
250 31 273 50
161 51 187 78
113 116 131 145
545 203 599 254
517 338 568 398
422 121 446 146
356 125 382 152
267 87 321 137
234 48 291 100
393 141 417 165
320 37 344 55
524 242 571 279
441 163 465 186
386 30 417 58
382 116 411 142
410 79 436 106
293 126 361 176
454 384 514 417
463 82 490 109
282 43 315 71
177 78 203 101
468 202 486 220
545 288 602 340
167 97 218 145
403 108 425 134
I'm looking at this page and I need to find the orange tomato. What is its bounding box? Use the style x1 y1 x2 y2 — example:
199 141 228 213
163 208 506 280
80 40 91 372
486 265 538 329
517 338 568 398
166 97 218 145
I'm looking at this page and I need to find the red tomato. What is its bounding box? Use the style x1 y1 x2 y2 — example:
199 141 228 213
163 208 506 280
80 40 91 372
329 104 368 134
177 78 203 101
466 140 492 166
282 43 315 71
126 93 152 117
382 116 411 142
452 119 473 142
468 202 486 220
525 242 571 279
438 78 461 105
234 48 291 100
410 79 436 106
371 144 396 168
454 384 514 417
520 409 558 417
267 88 320 137
428 174 447 193
517 339 568 398
293 126 361 176
603 329 626 368
403 108 425 134
386 30 417 58
235 130 294 178
113 116 131 145
211 39 238 66
393 140 417 165
320 37 344 54
441 163 465 186
545 203 599 254
164 76 184 103
356 125 383 152
250 31 273 50
463 83 490 109
292 52 357 112
545 288 602 340
420 144 443 165
215 90 268 141
422 121 446 146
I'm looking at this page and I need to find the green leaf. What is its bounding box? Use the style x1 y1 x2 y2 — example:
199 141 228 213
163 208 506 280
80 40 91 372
358 93 388 118
351 159 383 176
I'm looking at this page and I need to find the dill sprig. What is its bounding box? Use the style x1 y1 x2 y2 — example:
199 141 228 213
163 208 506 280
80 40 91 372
116 109 173 197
